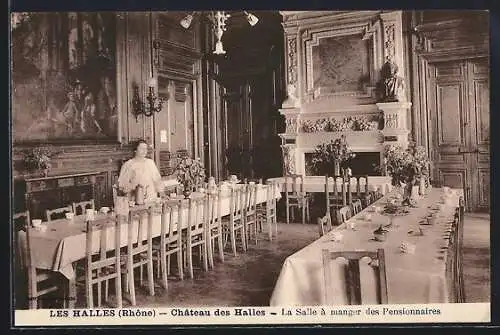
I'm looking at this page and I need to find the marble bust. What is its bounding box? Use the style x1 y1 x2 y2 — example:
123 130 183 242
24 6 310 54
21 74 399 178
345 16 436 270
377 60 405 103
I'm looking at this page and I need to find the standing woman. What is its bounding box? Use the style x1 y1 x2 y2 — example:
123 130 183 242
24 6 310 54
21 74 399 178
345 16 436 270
118 139 163 202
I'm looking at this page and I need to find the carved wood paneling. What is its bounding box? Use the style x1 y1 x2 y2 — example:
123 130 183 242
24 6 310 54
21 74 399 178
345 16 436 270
94 172 109 208
435 82 465 145
477 169 489 208
157 14 197 50
474 79 489 145
158 150 173 176
438 169 466 190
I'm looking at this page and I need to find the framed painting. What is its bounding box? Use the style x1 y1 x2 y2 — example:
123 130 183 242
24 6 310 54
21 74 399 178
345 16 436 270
11 12 119 143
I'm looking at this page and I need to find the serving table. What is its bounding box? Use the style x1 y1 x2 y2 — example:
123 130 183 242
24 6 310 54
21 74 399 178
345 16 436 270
269 187 462 306
18 183 281 281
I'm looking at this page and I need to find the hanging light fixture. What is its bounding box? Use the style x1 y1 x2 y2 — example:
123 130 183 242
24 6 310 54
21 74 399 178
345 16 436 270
180 11 259 55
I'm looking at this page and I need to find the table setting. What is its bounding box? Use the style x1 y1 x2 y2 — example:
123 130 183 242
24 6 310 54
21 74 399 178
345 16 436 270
269 184 463 306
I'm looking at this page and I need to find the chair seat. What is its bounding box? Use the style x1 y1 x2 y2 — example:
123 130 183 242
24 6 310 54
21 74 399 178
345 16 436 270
35 268 59 281
152 241 180 251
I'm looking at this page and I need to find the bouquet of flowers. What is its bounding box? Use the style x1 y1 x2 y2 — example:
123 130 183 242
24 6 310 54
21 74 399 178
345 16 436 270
384 142 430 187
23 146 56 173
174 156 206 194
311 135 356 175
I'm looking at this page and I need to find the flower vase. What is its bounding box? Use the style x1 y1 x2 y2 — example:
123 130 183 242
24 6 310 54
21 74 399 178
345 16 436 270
182 187 192 199
403 182 414 205
418 178 426 196
43 169 49 177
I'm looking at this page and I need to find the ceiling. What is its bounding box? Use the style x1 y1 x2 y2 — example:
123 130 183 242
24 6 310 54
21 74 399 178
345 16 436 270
212 11 284 77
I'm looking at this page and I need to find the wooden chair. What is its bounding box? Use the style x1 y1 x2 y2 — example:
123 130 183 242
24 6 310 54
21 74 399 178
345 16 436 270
122 205 155 306
337 205 352 225
257 180 279 241
45 205 73 222
222 185 247 256
152 199 183 290
284 174 311 224
325 175 347 209
351 199 362 216
184 197 208 278
243 182 259 245
16 210 68 309
347 175 371 208
454 196 465 302
72 199 96 216
206 189 224 269
322 248 388 305
371 186 384 202
83 213 123 308
325 175 348 224
317 213 333 237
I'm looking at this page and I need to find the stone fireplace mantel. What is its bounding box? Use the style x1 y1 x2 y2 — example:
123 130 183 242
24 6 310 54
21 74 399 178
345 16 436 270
279 102 412 176
279 10 411 177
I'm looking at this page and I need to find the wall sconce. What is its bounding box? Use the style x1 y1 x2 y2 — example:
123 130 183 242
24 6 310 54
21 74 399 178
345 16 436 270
132 77 164 120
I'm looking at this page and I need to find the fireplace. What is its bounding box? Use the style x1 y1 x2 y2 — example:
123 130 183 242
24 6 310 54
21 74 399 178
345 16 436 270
304 151 382 176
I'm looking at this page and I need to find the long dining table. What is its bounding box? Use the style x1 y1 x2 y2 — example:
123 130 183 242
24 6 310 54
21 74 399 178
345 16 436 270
269 187 462 306
18 183 281 281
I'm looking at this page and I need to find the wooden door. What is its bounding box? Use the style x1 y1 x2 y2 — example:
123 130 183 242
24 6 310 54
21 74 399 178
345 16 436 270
428 58 490 211
220 84 252 180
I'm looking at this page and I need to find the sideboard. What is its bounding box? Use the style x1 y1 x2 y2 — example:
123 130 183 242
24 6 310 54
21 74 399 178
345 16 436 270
19 172 106 221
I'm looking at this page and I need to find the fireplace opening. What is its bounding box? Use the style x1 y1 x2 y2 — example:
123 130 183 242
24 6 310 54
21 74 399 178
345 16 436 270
304 151 382 176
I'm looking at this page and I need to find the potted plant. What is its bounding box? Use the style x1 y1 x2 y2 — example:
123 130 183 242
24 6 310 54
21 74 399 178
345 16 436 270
311 135 356 176
23 146 57 176
383 142 430 203
174 156 206 198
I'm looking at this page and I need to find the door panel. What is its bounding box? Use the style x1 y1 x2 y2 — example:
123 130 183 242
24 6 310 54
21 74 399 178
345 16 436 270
436 82 466 146
477 168 490 208
473 79 490 146
438 168 467 190
429 58 490 211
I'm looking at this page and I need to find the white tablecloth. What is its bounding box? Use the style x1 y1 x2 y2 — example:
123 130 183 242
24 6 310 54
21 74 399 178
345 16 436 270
270 188 462 306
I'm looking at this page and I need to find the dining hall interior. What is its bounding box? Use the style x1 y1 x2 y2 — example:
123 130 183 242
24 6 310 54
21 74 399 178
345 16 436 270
11 10 490 310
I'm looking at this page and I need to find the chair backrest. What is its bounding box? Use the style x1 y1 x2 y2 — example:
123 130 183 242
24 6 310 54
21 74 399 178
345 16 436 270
229 185 244 221
337 205 351 224
186 196 206 239
284 174 305 198
325 175 347 208
206 188 222 231
351 199 362 215
349 175 369 195
126 204 154 255
46 205 73 222
454 196 466 302
322 248 388 305
317 214 332 237
160 199 183 246
85 212 122 307
14 211 31 271
14 210 30 232
73 199 96 216
244 182 258 214
265 180 278 211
